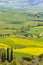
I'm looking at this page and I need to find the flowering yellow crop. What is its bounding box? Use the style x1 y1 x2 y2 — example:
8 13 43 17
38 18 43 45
0 38 43 56
35 26 43 28
0 43 10 48
8 38 43 47
8 38 43 56
14 47 43 56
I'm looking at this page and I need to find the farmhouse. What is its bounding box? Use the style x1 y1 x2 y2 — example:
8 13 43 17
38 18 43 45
39 32 43 38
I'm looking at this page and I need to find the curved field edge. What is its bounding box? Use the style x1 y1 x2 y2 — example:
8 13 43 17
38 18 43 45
0 37 43 47
14 51 33 58
14 47 43 56
0 37 43 56
0 43 10 48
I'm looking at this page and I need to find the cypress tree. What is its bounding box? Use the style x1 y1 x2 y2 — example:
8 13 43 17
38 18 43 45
10 48 13 62
4 50 6 60
7 48 9 61
1 52 5 62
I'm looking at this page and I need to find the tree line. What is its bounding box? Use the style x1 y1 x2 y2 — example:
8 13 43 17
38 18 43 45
0 48 13 62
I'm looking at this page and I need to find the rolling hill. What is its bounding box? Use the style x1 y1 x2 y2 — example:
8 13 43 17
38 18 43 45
0 37 43 57
0 10 43 57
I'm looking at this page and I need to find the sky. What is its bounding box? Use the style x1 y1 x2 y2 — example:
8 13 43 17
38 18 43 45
0 0 43 11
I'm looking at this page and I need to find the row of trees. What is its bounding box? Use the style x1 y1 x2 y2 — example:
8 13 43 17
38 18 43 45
1 48 13 62
0 48 43 65
0 34 10 37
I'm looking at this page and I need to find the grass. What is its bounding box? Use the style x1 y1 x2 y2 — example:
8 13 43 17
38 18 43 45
0 10 43 58
0 43 10 48
14 52 32 58
0 37 43 47
28 27 43 34
0 37 43 57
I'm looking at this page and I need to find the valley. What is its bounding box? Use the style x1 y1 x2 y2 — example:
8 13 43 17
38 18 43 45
0 10 43 58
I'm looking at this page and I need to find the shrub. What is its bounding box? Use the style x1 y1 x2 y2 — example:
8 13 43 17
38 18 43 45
22 57 31 61
38 54 43 61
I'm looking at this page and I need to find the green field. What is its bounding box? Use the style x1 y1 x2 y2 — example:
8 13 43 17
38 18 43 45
0 10 43 58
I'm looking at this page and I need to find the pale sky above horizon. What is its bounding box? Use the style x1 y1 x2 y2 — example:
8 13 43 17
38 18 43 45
0 0 43 11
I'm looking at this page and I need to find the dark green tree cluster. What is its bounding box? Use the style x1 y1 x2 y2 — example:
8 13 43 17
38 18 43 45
1 48 13 62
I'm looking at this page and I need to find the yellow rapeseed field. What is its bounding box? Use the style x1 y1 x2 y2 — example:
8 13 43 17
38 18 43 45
35 26 43 28
0 38 43 56
8 38 43 55
14 47 43 56
8 38 43 47
0 43 10 48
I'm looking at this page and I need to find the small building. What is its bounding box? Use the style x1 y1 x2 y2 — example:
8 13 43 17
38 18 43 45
39 32 43 38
